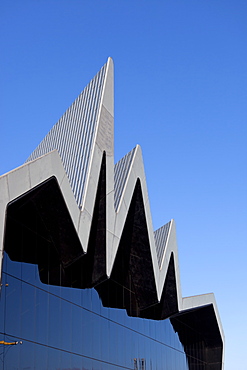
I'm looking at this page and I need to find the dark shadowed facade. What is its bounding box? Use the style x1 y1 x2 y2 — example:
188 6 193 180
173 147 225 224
0 58 224 369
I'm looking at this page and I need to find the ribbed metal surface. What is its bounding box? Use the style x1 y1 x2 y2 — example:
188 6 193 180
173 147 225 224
154 221 171 268
26 63 107 207
114 147 136 211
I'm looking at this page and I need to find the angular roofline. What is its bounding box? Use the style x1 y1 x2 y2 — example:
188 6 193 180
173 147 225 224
0 57 224 369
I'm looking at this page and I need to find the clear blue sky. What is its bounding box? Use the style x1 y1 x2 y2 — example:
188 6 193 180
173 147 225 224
1 1 246 369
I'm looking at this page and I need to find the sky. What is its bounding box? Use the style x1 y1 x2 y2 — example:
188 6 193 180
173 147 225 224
0 1 247 369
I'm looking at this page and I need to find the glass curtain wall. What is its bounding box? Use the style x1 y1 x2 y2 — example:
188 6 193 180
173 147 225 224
0 253 189 370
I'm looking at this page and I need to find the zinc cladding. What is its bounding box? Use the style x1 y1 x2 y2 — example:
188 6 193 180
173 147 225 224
114 146 136 211
26 63 107 207
154 221 172 268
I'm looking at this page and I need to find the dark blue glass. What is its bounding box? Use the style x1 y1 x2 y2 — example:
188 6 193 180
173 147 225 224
5 274 21 338
0 253 190 369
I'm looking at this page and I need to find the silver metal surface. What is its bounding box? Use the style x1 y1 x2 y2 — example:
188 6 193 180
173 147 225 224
26 63 107 206
114 147 136 211
154 221 172 268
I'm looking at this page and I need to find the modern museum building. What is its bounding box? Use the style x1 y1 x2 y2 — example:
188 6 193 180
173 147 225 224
0 58 224 369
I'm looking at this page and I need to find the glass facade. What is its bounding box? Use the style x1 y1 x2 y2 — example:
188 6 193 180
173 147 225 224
0 253 189 370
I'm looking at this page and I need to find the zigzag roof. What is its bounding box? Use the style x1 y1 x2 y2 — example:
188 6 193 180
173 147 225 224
0 58 224 369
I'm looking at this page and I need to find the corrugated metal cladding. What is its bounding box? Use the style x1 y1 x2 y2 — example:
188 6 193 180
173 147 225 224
114 147 136 211
154 221 172 268
25 59 170 268
26 63 107 207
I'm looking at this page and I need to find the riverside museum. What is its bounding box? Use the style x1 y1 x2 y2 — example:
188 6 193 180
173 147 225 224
0 58 224 369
